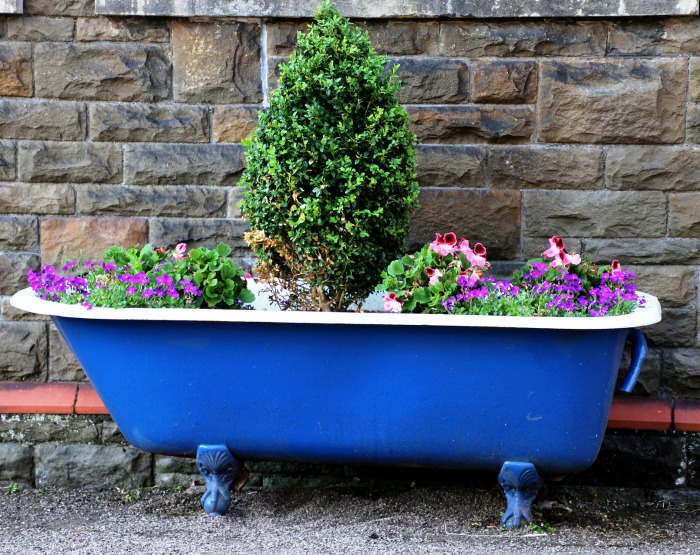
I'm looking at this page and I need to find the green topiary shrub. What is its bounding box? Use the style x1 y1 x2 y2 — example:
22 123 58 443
239 1 419 311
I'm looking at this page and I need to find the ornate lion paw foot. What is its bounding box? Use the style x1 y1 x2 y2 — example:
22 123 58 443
196 445 242 517
498 461 542 529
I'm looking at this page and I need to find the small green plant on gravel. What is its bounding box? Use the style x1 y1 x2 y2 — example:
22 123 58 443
240 0 418 311
28 242 255 310
4 479 20 494
529 520 555 534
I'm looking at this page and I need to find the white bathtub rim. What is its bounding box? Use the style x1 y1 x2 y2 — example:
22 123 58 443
11 287 661 330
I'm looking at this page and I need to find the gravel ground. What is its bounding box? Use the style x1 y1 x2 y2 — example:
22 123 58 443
2 483 700 554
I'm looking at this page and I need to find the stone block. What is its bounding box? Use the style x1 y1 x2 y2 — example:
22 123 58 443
609 19 700 55
440 21 607 57
149 218 249 255
0 414 98 443
522 191 666 238
0 0 21 14
0 444 32 485
582 238 700 266
48 325 86 382
0 99 86 141
360 21 440 56
25 0 94 16
663 348 700 398
415 145 485 188
1 297 50 321
471 60 537 104
34 444 152 489
390 57 468 104
266 56 286 92
687 105 700 144
538 59 686 144
19 141 121 184
172 21 262 104
0 252 39 296
488 146 603 190
123 143 246 186
76 185 227 218
5 16 75 41
408 188 520 260
212 105 260 143
89 103 209 143
76 16 169 42
0 321 47 381
99 419 125 443
670 193 700 238
0 43 32 97
154 455 199 488
227 186 245 217
606 147 700 191
0 183 75 215
34 43 170 102
690 59 700 103
266 21 308 56
453 0 698 17
577 433 685 489
645 308 697 348
0 140 14 180
39 217 148 266
630 266 696 308
0 215 37 251
408 105 534 144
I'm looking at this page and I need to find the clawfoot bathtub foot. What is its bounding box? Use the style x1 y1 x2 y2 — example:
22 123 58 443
498 461 542 529
196 445 242 517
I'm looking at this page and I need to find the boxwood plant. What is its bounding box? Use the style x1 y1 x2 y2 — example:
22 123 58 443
240 1 419 311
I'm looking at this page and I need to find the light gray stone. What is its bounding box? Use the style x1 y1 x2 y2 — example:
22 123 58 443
454 0 697 17
538 59 687 144
664 349 700 398
154 455 199 488
123 143 246 186
408 188 520 259
0 141 14 181
48 325 86 382
227 186 245 217
76 185 227 217
0 215 37 250
19 141 121 184
34 444 152 489
609 19 700 55
6 16 74 41
440 21 607 57
488 146 603 190
0 252 39 296
0 414 98 444
1 297 50 321
408 105 534 144
0 444 32 485
582 238 700 266
687 105 700 144
522 191 666 238
606 147 700 191
630 266 696 308
690 58 700 103
89 103 209 143
0 0 22 14
415 145 485 188
172 21 262 104
643 308 696 348
25 0 93 16
390 57 468 104
76 16 169 42
34 43 170 102
0 321 47 381
0 183 75 215
0 100 86 141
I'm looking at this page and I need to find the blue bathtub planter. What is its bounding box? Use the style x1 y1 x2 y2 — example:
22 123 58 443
10 288 661 527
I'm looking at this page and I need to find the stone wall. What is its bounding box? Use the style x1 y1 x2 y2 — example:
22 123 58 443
2 1 700 486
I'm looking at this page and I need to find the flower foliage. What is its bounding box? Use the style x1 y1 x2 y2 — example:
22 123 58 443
28 243 255 310
239 1 418 311
379 234 641 317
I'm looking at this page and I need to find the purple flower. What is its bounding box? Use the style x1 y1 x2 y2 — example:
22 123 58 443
125 286 137 296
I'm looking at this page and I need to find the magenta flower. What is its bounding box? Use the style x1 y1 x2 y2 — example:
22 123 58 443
611 259 622 275
383 292 403 313
429 232 457 257
543 236 565 259
467 242 487 268
425 267 443 286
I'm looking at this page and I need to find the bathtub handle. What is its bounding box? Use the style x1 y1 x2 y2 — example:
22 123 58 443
618 329 648 394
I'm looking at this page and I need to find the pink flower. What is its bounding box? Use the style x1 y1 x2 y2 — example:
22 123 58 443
384 292 403 313
429 232 457 257
425 267 443 285
543 236 565 259
467 242 487 267
457 238 472 256
173 243 187 261
610 259 622 275
243 273 252 280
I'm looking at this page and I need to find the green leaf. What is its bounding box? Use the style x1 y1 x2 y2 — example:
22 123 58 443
216 243 232 258
239 288 255 303
387 260 405 277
